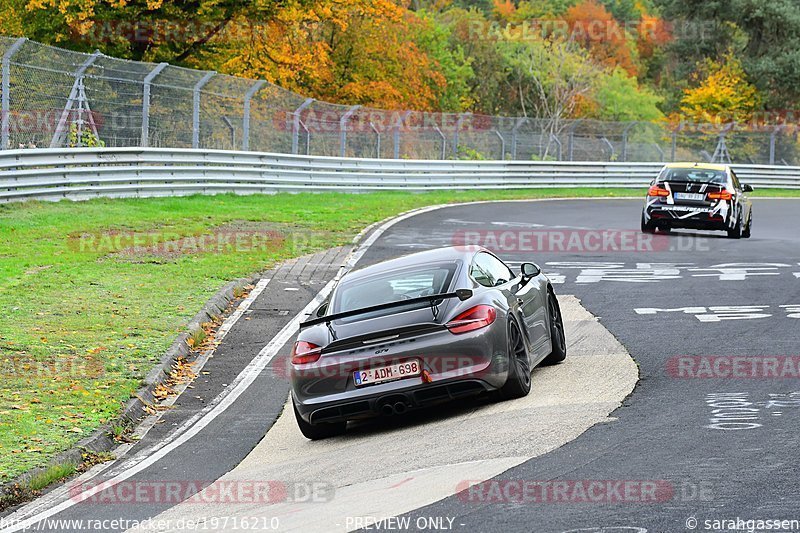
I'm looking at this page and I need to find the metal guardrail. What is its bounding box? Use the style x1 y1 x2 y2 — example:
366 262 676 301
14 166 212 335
1 148 798 202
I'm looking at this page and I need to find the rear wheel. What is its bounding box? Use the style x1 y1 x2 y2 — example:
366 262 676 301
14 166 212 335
498 319 532 400
293 397 346 440
727 211 743 239
542 292 567 365
641 212 656 233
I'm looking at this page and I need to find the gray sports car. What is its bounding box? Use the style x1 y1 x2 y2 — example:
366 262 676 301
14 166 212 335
290 246 566 439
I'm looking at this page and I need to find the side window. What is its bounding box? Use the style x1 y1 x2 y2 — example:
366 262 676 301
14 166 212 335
470 253 514 287
730 170 741 190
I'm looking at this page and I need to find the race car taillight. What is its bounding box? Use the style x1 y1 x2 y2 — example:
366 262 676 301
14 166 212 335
446 305 497 334
707 190 733 201
647 185 670 197
291 341 322 364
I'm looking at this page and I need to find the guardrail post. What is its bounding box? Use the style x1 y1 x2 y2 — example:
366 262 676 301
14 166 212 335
511 118 527 160
141 62 168 148
192 71 215 149
393 111 410 159
292 98 314 154
1 38 26 150
242 80 266 151
452 113 471 158
339 105 361 158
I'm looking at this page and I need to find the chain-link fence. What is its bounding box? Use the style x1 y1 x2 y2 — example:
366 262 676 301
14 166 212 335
2 36 798 163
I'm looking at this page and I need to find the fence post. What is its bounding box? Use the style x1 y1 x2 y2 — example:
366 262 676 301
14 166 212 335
622 121 637 162
550 134 562 161
292 98 314 154
1 38 26 150
242 80 266 151
433 124 446 159
141 62 168 148
493 129 505 160
192 71 215 149
567 119 582 161
452 113 471 158
511 118 527 160
769 125 783 165
369 122 381 158
339 105 361 158
393 111 410 159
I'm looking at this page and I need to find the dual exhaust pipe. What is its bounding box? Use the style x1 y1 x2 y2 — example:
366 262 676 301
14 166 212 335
380 401 409 416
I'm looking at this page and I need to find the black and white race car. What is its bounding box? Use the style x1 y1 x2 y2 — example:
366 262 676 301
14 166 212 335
641 163 753 239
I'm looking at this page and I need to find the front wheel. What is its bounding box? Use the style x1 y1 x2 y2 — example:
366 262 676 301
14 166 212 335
542 292 567 365
498 319 532 400
293 397 346 440
742 212 752 239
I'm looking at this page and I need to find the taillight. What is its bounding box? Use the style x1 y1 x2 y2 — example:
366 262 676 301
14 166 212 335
291 341 322 364
446 305 497 334
647 185 670 197
707 190 733 201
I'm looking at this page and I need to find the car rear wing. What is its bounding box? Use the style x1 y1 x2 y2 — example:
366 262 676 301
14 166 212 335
299 288 473 330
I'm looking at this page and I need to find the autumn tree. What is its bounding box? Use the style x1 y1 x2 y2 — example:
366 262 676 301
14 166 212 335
564 0 639 76
677 54 760 124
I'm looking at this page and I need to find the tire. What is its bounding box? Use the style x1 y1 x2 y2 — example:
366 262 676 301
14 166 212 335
742 212 752 239
293 397 346 440
727 211 743 239
542 291 567 365
641 212 656 233
498 318 532 400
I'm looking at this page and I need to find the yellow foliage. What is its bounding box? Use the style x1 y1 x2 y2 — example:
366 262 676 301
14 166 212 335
679 53 760 124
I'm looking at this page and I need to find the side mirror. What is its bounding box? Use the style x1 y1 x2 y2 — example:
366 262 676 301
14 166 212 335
742 184 754 193
520 262 541 278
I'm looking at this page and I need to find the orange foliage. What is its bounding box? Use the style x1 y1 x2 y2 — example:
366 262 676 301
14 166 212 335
636 11 671 60
492 0 516 21
220 0 445 110
564 0 638 76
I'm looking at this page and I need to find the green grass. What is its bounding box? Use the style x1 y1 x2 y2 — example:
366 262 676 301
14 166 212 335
26 462 77 492
0 186 794 482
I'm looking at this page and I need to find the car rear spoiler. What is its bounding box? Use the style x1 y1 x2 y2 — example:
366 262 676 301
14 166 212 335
299 288 473 330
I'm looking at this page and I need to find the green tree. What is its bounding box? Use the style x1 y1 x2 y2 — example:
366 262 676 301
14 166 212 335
592 68 664 121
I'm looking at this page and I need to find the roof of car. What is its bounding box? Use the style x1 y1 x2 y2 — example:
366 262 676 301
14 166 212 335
341 246 480 282
663 162 728 171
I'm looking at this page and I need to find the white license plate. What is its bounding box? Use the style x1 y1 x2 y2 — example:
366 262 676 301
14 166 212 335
674 192 705 201
354 359 421 387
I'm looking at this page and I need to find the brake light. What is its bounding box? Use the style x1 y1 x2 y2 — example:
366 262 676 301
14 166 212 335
707 190 733 201
446 305 497 334
291 341 322 364
647 185 670 197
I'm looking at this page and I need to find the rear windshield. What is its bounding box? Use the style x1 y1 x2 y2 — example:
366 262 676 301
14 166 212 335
332 262 458 318
659 168 727 184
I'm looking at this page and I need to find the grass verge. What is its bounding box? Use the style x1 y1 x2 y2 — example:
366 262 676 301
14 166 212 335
0 187 794 481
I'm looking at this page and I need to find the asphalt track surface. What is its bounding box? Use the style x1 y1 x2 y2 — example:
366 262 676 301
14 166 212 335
3 198 800 533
